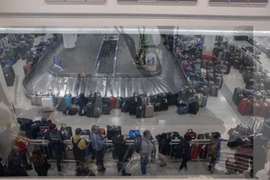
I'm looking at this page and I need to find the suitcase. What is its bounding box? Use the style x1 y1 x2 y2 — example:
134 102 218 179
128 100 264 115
129 130 141 139
210 85 219 97
3 67 15 87
259 102 270 118
79 107 87 116
82 129 91 138
226 158 236 174
199 144 209 159
64 94 72 108
136 106 145 118
260 120 270 138
145 105 154 118
188 102 199 115
102 104 111 115
191 144 200 159
110 96 116 109
77 93 88 109
234 146 252 174
233 60 241 69
59 124 73 140
107 125 121 140
23 63 31 75
129 97 139 115
232 88 243 106
93 92 102 118
195 93 203 107
63 107 78 116
237 98 252 116
192 81 200 90
215 76 223 89
86 102 94 117
201 96 208 107
252 101 261 116
154 103 161 112
201 68 207 78
42 96 55 112
30 94 42 106
121 102 129 113
177 101 189 114
161 98 169 111
224 61 231 75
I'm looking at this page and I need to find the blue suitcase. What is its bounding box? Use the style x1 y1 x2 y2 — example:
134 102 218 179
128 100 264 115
129 130 141 139
177 102 189 114
201 96 208 107
64 94 72 108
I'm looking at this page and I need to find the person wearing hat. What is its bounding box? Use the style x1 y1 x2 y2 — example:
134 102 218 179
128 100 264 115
70 128 87 165
178 135 192 173
90 125 106 172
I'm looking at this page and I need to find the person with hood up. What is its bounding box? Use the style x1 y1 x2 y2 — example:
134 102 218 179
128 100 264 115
207 132 221 174
178 135 192 173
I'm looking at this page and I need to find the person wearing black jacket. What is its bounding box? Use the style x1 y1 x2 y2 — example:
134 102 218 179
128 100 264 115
115 135 133 176
178 136 192 173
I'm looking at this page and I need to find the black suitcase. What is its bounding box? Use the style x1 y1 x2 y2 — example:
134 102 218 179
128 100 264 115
129 97 138 115
102 104 111 115
136 106 145 118
215 76 223 89
106 125 121 140
154 103 161 112
161 98 169 111
210 85 219 97
167 93 177 106
3 67 14 87
79 107 87 116
82 129 91 138
188 102 199 115
86 102 94 117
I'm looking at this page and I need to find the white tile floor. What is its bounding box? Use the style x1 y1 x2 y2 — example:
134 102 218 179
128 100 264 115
3 35 270 179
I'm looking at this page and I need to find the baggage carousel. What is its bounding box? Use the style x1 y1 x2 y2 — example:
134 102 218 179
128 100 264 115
23 34 186 98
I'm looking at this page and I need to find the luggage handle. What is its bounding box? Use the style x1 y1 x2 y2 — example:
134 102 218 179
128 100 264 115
187 129 193 133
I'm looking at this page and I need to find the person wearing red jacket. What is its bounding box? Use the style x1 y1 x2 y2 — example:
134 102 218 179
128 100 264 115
15 131 33 170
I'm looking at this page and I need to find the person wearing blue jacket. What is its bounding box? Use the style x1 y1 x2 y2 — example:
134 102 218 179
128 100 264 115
207 132 221 174
90 125 106 172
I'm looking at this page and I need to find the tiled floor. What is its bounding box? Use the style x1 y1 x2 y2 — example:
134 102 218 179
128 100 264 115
3 35 270 179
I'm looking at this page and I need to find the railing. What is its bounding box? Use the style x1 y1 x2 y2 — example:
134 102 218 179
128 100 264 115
209 0 268 4
27 138 214 162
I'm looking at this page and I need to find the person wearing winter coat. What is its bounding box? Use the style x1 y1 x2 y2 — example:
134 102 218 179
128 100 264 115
115 135 133 176
207 132 221 174
8 146 28 176
15 131 32 170
178 136 192 173
30 146 51 176
49 124 65 176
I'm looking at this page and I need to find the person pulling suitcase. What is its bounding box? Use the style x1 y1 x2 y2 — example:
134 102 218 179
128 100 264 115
207 132 221 174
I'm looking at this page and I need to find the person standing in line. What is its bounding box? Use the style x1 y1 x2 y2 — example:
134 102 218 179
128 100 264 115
49 124 65 176
140 130 153 176
116 135 133 176
30 146 51 176
207 132 221 174
90 125 106 172
8 146 28 176
70 128 87 165
178 136 192 173
15 131 33 170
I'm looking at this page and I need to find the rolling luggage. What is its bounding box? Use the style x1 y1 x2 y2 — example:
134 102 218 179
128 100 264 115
154 103 161 112
93 92 102 118
59 124 73 140
145 105 154 118
63 107 78 116
30 93 42 106
210 85 219 97
224 61 231 75
233 88 243 106
188 102 199 115
233 60 240 69
191 144 200 159
102 104 111 115
226 158 236 174
177 101 189 114
39 118 52 132
41 96 55 112
234 146 252 174
259 102 270 118
161 98 169 111
121 102 129 113
129 97 139 116
64 94 72 108
82 129 91 138
23 62 31 75
215 76 223 89
237 98 252 115
136 106 145 118
192 81 200 90
110 96 116 109
3 67 15 87
77 93 88 109
79 107 87 116
195 93 203 107
107 125 121 140
201 68 207 78
86 102 94 117
116 97 124 109
201 96 208 107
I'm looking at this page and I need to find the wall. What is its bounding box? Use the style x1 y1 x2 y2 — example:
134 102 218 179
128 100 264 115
0 0 269 31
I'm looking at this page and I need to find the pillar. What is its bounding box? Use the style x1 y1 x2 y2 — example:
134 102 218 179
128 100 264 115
62 34 75 49
202 35 216 56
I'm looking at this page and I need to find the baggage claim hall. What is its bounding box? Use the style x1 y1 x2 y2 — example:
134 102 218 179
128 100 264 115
0 0 270 179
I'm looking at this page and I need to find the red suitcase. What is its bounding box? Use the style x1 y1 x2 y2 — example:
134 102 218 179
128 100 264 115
259 102 270 118
184 129 197 139
191 144 200 159
199 144 209 159
110 96 116 109
23 62 31 75
237 98 252 115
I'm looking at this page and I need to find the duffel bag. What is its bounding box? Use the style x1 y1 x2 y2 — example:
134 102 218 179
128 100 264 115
63 107 78 116
129 130 141 140
184 129 197 139
177 101 189 114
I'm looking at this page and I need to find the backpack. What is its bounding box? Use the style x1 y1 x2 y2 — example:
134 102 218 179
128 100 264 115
175 139 185 156
135 137 150 154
